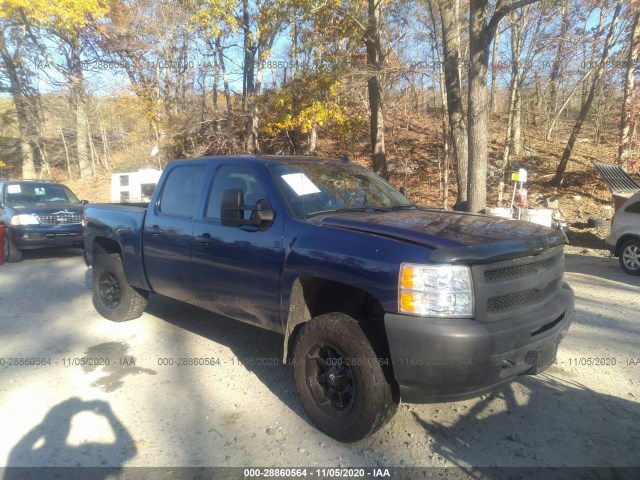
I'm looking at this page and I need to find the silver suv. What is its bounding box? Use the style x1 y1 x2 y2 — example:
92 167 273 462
606 191 640 275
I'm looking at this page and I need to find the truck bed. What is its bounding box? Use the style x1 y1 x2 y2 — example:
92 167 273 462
83 203 150 290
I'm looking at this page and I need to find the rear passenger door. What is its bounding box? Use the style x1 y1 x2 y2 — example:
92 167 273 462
191 164 284 330
143 164 207 302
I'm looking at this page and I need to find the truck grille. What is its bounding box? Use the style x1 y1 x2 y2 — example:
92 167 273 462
37 213 82 225
484 256 558 281
472 246 565 321
487 279 562 313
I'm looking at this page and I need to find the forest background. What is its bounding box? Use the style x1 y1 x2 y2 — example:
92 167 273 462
0 0 639 236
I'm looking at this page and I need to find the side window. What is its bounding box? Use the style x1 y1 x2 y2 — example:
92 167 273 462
205 165 267 220
158 165 206 217
625 201 640 214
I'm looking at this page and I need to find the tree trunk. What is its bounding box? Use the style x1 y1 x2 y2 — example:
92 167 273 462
547 0 569 126
552 1 622 186
59 125 71 180
71 39 92 178
501 72 517 170
467 1 492 213
216 36 232 118
437 0 468 208
308 124 317 155
242 0 257 152
546 67 593 142
212 41 219 126
618 11 640 165
490 27 500 114
508 13 523 157
0 32 36 179
439 59 450 210
366 0 388 178
467 0 541 213
248 46 266 154
242 0 253 114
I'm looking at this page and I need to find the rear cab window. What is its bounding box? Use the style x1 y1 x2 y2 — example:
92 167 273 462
158 165 206 217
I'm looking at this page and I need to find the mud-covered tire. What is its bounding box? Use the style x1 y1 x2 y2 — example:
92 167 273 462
3 231 22 262
619 239 640 276
292 313 398 442
92 253 148 321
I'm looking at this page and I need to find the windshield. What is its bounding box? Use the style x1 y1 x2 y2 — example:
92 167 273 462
267 161 414 219
4 183 80 205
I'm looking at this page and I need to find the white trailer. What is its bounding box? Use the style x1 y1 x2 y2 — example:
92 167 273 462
111 169 162 203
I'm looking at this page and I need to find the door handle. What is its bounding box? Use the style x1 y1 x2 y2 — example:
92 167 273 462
150 225 162 237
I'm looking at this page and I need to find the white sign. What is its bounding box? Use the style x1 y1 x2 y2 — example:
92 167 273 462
7 185 21 193
281 173 321 196
518 168 528 183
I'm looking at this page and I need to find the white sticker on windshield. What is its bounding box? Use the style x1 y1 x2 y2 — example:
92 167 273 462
281 173 321 196
35 188 45 195
7 185 21 193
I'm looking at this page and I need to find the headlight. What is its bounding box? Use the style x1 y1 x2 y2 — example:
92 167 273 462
399 264 473 317
9 214 40 225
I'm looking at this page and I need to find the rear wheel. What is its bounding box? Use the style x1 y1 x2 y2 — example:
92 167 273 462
92 253 149 321
619 239 640 276
3 231 22 262
292 313 398 442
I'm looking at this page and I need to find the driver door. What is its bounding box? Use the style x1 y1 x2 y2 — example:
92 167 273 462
191 164 284 331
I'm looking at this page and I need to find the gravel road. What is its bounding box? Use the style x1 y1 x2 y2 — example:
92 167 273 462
0 249 639 476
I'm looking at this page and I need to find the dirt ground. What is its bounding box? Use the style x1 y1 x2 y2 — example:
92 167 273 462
0 248 639 478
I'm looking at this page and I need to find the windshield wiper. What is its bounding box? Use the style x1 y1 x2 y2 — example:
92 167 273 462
389 204 418 210
306 206 390 218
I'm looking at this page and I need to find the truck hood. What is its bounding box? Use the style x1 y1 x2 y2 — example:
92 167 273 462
9 203 84 216
309 208 566 264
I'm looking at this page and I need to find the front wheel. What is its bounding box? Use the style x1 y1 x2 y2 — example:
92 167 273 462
92 253 149 321
619 239 640 276
3 231 22 262
292 313 398 442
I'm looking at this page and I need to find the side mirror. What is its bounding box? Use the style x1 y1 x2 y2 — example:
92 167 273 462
399 186 407 197
221 190 275 227
81 200 89 205
221 189 244 227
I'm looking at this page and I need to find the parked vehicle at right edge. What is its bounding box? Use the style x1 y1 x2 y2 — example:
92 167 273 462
606 191 640 275
83 154 575 442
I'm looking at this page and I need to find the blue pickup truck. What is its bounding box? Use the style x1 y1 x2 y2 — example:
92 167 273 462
83 155 574 442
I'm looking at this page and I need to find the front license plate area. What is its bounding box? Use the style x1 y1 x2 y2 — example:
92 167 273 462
524 340 559 375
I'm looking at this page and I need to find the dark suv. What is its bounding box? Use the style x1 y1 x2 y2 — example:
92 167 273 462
0 179 85 262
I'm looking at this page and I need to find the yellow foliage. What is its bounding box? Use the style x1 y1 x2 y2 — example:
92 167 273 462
191 0 238 37
0 160 6 168
265 77 353 137
0 0 108 33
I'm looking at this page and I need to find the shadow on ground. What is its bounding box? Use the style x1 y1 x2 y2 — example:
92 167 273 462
144 295 309 425
3 398 136 477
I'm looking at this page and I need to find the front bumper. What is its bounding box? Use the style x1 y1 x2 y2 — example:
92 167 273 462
384 282 574 403
9 224 83 249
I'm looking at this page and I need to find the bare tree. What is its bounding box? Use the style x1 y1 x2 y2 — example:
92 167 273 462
618 9 640 165
546 0 570 133
552 0 623 186
0 21 37 178
467 0 540 213
436 0 468 209
365 0 388 178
